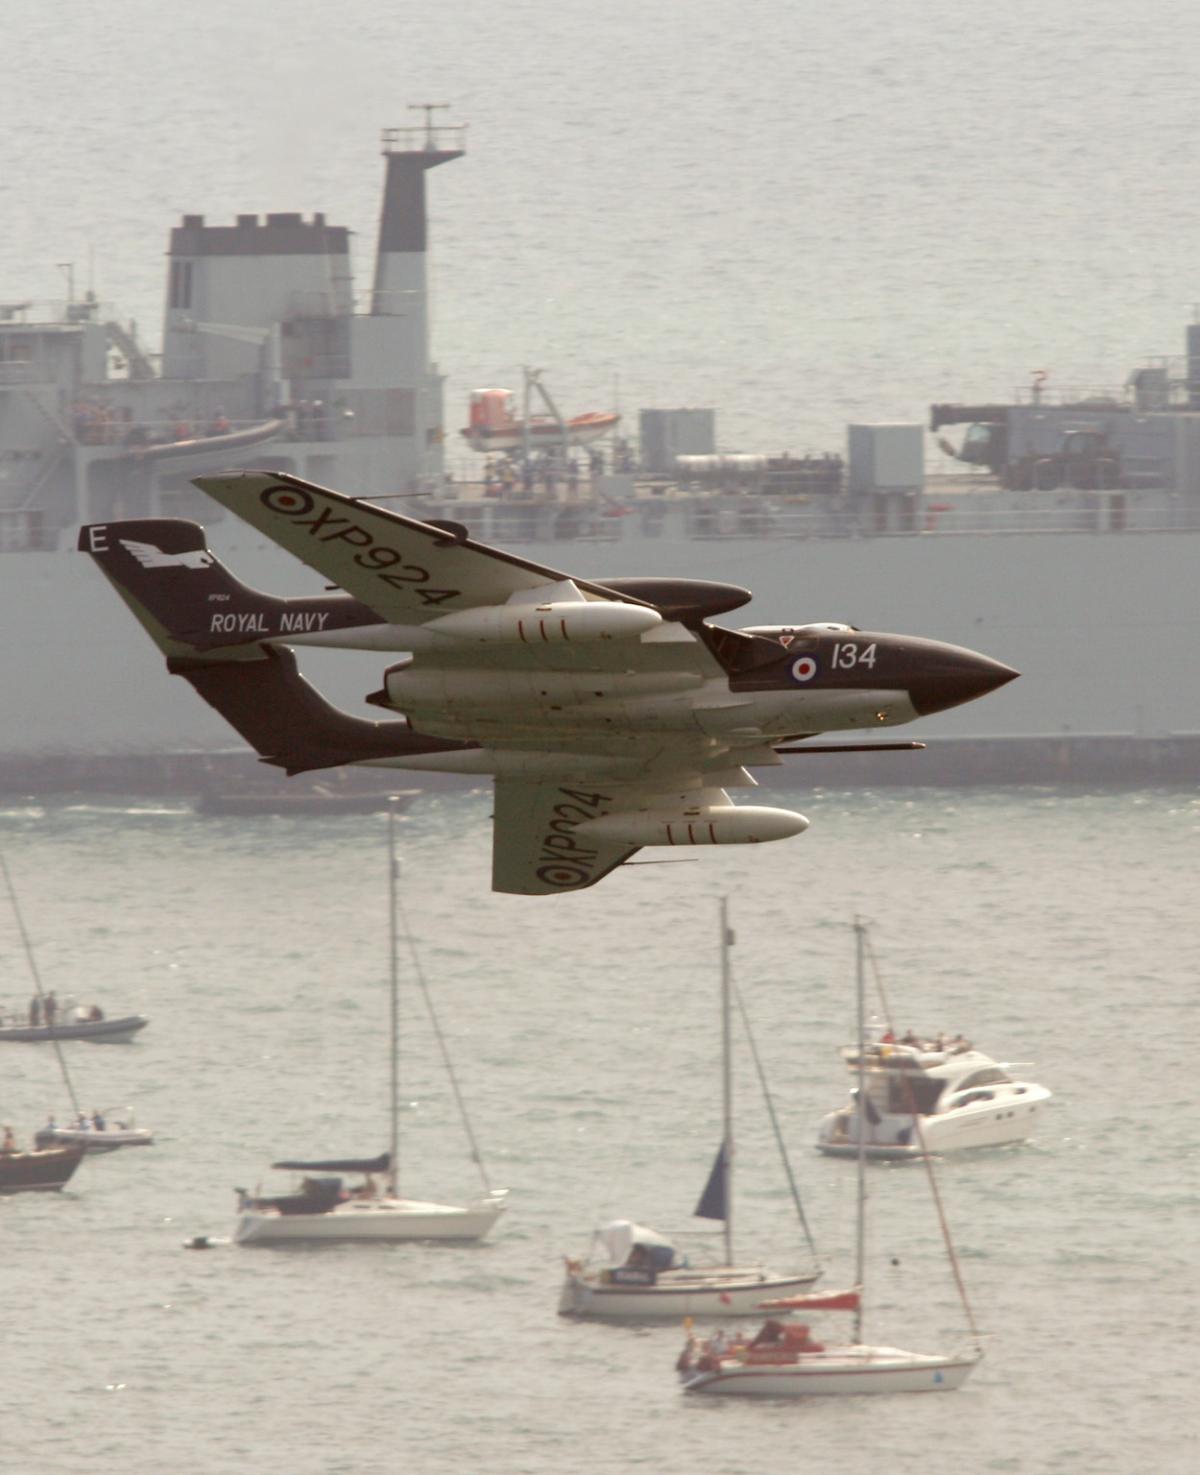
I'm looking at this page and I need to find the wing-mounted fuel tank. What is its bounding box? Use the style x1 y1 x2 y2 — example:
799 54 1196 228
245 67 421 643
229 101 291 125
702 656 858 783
574 790 809 847
424 599 662 644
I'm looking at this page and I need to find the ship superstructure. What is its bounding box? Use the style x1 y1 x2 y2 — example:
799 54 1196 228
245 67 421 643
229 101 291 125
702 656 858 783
0 119 463 558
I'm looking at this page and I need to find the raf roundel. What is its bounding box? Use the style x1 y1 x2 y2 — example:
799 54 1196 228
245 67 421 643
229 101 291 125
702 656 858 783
790 655 818 684
262 484 314 516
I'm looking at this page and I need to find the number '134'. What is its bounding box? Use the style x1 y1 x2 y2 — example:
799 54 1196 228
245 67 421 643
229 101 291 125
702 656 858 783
832 641 877 670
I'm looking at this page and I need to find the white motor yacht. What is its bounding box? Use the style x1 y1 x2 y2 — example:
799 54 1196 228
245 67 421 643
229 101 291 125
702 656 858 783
816 1039 1051 1159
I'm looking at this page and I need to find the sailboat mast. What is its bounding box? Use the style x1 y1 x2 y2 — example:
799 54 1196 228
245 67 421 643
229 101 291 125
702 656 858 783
720 898 734 1268
388 803 400 1197
854 917 867 1345
1 851 82 1120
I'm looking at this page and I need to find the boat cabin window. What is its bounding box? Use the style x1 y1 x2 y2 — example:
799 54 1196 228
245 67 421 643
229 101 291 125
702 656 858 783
954 1067 1010 1090
947 1089 995 1109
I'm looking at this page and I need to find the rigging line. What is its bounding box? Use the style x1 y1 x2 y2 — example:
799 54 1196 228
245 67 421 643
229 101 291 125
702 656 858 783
0 850 82 1119
730 975 821 1265
393 891 493 1196
863 931 982 1344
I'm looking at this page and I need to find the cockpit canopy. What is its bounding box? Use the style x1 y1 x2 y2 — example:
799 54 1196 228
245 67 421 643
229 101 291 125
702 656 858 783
742 622 859 638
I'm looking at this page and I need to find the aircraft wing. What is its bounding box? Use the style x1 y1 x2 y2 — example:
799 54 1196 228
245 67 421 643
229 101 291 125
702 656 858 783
488 773 788 895
491 779 640 896
193 472 652 624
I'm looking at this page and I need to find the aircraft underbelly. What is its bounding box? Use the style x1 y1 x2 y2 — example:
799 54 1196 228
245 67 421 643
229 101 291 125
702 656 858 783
772 688 918 730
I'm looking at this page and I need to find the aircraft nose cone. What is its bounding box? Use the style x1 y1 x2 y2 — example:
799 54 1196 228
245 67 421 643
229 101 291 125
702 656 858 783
909 645 1019 717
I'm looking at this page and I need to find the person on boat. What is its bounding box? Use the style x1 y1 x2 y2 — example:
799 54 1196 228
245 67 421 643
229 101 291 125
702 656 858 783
29 995 41 1027
44 991 58 1027
92 1110 106 1131
880 1027 896 1044
2 1126 16 1154
88 1004 104 1022
901 1027 920 1046
749 1319 786 1348
950 1033 972 1052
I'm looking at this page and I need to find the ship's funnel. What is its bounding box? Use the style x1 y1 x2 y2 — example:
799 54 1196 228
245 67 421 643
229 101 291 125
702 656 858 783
371 116 466 319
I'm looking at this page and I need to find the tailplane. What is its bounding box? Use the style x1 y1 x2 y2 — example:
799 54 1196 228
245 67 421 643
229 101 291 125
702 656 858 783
168 645 471 775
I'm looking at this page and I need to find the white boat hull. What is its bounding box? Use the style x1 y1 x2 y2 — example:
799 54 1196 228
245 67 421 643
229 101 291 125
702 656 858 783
41 1127 154 1154
682 1344 981 1396
234 1189 508 1245
817 1083 1052 1159
559 1267 820 1320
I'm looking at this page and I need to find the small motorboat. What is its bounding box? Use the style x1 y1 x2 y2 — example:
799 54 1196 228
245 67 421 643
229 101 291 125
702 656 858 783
2 853 156 1169
36 1110 154 1154
0 1012 148 1044
0 1142 84 1194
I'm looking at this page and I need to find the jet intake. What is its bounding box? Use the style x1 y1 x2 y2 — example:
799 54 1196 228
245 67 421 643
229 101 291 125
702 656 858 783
574 804 809 848
424 600 661 644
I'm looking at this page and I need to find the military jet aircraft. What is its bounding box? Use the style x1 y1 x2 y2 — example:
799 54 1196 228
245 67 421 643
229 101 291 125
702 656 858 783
80 472 1017 895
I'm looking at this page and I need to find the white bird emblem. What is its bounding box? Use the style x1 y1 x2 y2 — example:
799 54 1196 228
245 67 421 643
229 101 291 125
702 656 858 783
119 539 214 570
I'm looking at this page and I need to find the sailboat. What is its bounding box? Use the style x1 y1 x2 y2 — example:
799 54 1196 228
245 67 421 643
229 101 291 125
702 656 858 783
559 899 821 1319
0 851 154 1173
677 920 983 1395
232 801 508 1245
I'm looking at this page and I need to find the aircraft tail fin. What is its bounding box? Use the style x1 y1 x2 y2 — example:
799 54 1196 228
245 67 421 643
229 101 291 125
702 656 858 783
78 518 378 658
167 645 471 775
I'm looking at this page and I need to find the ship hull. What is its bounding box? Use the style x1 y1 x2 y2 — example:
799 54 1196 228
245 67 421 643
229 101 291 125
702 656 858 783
4 518 1194 767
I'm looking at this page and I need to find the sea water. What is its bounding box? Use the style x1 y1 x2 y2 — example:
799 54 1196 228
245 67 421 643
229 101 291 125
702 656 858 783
1 787 1196 1475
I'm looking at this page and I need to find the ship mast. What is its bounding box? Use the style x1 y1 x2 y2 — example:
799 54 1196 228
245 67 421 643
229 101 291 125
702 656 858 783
373 108 467 489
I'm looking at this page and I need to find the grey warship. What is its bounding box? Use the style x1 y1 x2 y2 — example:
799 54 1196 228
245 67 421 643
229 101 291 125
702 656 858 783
1 117 1198 786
